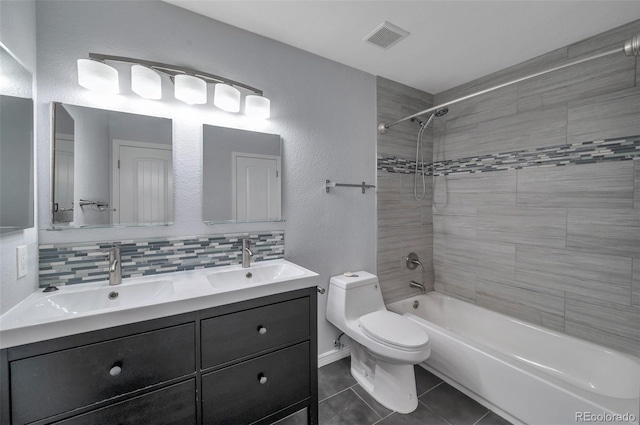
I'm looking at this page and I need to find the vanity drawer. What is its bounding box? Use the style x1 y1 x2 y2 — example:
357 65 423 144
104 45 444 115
202 342 310 425
201 297 309 368
10 323 195 425
53 379 196 425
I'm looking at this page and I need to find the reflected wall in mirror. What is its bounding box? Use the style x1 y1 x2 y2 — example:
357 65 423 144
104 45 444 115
203 125 282 223
0 45 34 234
51 103 173 228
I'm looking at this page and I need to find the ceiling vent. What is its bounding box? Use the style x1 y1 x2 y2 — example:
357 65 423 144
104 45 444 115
363 21 410 50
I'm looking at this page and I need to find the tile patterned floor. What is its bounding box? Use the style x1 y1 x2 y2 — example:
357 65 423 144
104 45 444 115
275 357 513 425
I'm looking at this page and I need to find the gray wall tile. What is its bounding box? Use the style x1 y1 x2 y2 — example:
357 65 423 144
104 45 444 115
475 106 567 156
515 245 632 305
475 277 565 331
567 209 640 257
565 294 640 355
477 207 567 248
433 262 476 302
517 53 635 113
443 85 517 131
435 236 515 282
567 87 640 144
633 258 640 308
433 122 477 161
567 19 640 58
377 76 433 160
433 171 516 215
565 320 639 357
516 161 635 208
636 160 640 209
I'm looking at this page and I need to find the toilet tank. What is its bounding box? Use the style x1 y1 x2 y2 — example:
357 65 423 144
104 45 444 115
326 271 386 326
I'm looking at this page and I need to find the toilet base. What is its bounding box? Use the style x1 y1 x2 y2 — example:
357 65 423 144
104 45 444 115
349 343 418 414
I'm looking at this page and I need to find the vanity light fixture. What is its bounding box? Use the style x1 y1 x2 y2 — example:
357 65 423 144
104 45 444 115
213 83 241 112
174 74 207 105
77 59 119 94
130 65 162 100
245 94 271 119
77 53 270 118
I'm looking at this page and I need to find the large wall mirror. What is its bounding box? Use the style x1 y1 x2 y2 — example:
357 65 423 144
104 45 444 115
51 103 173 229
0 45 34 234
203 125 282 223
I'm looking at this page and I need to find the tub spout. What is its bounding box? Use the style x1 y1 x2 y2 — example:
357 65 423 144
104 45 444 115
410 280 426 294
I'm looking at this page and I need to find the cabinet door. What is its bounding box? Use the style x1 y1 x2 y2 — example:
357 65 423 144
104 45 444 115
201 297 309 369
10 323 195 425
202 342 310 425
53 380 196 425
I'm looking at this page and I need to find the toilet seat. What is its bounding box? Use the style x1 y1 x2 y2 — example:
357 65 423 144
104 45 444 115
358 311 429 351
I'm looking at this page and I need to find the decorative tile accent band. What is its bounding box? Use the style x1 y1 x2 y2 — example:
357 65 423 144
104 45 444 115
39 231 284 287
378 135 640 176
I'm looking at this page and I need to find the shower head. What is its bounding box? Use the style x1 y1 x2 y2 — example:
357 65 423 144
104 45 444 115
434 107 449 117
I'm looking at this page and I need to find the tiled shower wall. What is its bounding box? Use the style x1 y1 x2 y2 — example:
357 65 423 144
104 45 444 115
431 20 640 356
376 77 435 302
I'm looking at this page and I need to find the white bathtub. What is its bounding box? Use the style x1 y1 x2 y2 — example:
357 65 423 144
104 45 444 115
387 292 640 425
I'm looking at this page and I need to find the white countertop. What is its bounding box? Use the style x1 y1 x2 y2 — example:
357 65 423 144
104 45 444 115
0 259 318 349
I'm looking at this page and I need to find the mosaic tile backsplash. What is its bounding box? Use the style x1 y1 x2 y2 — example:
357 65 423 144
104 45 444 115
39 231 284 287
378 135 640 176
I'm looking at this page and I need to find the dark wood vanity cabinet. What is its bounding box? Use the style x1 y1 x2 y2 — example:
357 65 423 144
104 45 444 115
1 288 318 425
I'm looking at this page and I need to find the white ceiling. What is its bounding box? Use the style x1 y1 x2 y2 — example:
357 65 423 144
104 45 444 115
165 1 640 94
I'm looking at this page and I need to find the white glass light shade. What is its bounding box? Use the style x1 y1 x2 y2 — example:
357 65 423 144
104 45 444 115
77 59 119 94
213 84 241 113
245 95 271 119
174 74 207 104
131 65 162 99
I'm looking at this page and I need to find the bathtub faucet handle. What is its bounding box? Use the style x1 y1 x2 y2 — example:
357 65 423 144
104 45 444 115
406 252 424 271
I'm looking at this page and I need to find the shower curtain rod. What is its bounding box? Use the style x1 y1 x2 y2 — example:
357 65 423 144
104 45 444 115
377 33 640 134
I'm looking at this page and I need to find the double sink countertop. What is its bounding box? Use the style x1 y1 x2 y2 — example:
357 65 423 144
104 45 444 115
0 259 319 349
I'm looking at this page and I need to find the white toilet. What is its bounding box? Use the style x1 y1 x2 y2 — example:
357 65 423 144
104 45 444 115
326 271 431 413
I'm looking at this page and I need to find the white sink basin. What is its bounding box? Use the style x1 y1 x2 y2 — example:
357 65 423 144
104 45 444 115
207 263 305 290
4 280 175 325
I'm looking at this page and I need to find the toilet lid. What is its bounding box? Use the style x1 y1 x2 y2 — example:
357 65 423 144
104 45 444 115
358 311 429 350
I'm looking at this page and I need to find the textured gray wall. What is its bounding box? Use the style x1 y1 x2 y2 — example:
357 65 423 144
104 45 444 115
376 77 435 303
431 20 640 356
0 0 39 315
33 1 376 356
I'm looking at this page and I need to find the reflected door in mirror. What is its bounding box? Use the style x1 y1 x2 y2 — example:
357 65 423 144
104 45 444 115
233 154 281 221
114 141 172 225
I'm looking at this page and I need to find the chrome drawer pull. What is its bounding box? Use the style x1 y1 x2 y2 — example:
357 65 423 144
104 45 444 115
257 326 267 335
258 373 267 384
109 362 122 376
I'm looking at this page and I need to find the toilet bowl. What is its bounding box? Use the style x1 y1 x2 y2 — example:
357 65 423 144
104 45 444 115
326 271 431 413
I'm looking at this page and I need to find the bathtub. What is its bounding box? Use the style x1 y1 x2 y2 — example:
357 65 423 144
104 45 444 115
387 292 640 425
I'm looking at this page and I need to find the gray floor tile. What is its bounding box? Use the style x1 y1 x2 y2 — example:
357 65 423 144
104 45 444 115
319 388 382 425
352 384 394 418
318 357 357 401
271 408 308 425
415 366 443 396
419 383 489 425
376 402 448 425
476 412 513 425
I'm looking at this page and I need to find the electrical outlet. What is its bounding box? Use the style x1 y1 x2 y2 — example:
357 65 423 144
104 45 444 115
17 245 27 279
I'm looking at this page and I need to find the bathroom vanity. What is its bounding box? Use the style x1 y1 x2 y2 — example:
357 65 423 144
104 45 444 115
0 260 318 425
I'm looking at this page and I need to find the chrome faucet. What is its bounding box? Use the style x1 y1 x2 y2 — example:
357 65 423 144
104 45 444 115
242 239 253 268
410 280 426 294
108 247 122 286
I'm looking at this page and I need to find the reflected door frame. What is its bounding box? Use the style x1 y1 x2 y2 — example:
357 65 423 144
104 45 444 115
111 139 173 225
231 152 281 221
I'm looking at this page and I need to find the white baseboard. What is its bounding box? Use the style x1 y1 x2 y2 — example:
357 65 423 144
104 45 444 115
318 346 351 367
